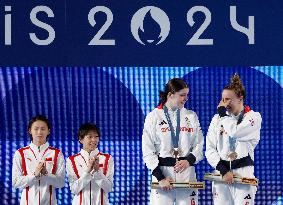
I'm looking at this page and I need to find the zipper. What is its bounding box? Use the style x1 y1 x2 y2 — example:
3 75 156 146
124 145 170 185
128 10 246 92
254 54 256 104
39 180 41 205
90 181 92 205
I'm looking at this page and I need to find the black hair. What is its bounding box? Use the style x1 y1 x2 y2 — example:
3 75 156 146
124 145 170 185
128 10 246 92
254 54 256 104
28 115 51 140
224 73 246 100
159 78 188 105
78 123 101 141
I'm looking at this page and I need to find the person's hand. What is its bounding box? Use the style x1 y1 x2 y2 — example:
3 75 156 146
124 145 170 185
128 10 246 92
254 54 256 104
34 161 45 177
159 177 174 191
223 171 234 184
92 156 100 172
218 99 231 108
174 160 189 173
40 161 48 176
86 157 96 173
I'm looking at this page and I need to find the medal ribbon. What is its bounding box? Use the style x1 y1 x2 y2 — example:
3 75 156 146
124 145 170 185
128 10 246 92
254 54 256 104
163 105 181 149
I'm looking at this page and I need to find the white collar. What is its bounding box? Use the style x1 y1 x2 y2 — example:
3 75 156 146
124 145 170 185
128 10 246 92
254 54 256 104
80 148 99 160
228 108 244 120
30 142 49 153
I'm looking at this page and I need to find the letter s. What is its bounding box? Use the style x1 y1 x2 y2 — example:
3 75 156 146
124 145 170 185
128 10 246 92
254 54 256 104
29 6 55 45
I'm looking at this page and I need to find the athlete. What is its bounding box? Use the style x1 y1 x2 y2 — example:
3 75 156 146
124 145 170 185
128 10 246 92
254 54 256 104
12 115 65 205
142 78 204 205
205 74 262 205
66 123 114 205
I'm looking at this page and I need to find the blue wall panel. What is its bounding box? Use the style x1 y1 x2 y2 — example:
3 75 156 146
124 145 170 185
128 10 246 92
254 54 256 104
0 67 282 204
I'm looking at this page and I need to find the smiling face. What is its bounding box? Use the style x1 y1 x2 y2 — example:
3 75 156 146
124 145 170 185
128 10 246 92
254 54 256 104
79 130 100 153
222 89 244 115
167 88 189 109
29 120 50 146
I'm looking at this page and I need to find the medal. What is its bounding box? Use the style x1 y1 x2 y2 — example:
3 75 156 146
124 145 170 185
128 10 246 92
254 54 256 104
227 151 238 161
171 148 182 162
164 105 181 162
228 136 237 170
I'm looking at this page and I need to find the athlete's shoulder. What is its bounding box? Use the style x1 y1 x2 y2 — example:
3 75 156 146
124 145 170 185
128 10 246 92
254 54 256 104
17 145 30 153
246 110 262 124
182 107 196 115
209 114 221 125
68 153 81 161
145 108 161 120
248 109 261 116
48 146 61 152
151 107 163 114
182 108 199 119
99 152 112 159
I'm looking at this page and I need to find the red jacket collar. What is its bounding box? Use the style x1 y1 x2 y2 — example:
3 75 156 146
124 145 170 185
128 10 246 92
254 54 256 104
244 105 251 113
157 103 164 109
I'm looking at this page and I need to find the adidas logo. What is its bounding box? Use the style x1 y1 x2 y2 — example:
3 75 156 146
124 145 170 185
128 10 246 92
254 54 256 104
244 194 251 199
190 191 196 196
159 120 167 126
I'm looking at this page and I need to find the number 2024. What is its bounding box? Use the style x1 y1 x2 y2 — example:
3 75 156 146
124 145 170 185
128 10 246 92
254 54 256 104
88 5 255 46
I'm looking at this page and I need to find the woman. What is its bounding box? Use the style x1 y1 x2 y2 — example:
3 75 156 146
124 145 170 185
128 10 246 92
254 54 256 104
205 74 262 205
66 123 114 205
12 115 65 205
142 78 204 205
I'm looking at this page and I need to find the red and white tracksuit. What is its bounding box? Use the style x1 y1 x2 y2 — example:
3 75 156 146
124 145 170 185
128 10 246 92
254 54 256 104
66 148 114 205
12 142 65 205
142 106 204 205
205 106 262 205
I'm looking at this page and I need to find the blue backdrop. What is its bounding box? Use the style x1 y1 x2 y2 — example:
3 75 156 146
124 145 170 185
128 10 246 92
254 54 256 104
0 67 282 205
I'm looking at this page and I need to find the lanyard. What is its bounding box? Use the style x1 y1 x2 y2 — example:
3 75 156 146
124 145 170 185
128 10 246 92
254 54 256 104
163 105 181 149
229 136 236 152
228 109 245 152
237 109 245 125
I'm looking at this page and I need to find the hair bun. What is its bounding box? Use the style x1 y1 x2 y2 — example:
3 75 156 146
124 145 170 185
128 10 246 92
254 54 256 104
224 73 246 99
230 73 242 86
